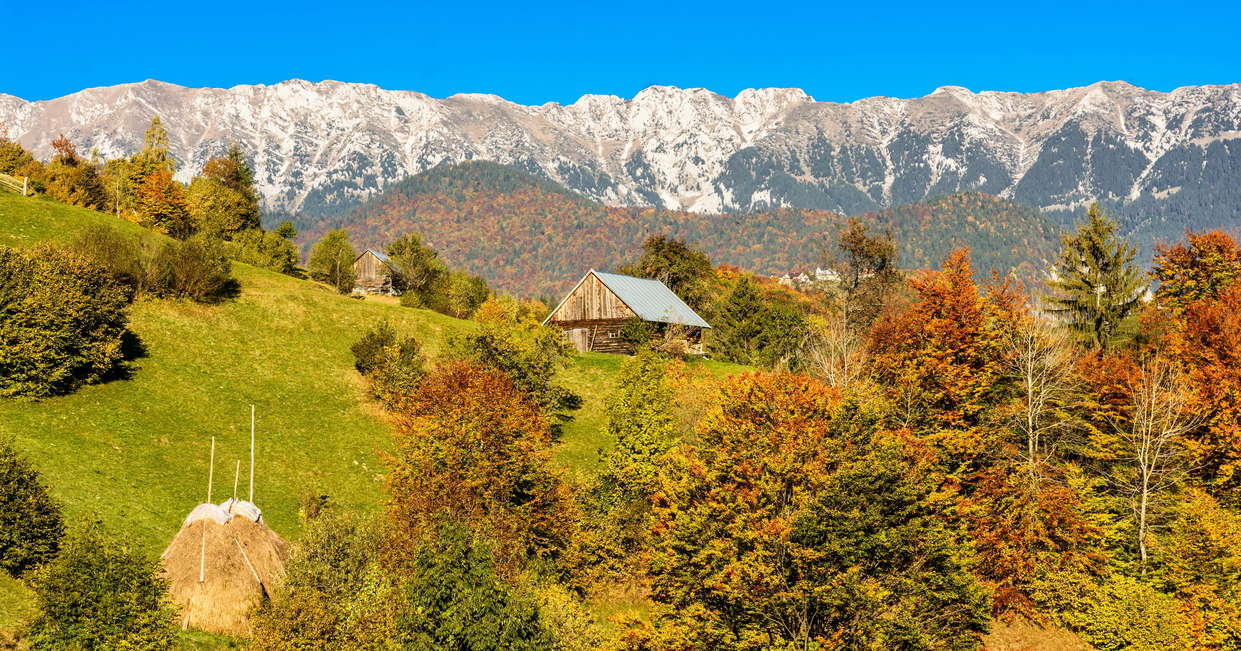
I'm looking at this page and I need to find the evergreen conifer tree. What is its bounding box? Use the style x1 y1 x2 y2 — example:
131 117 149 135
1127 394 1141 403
710 278 766 364
1044 203 1145 350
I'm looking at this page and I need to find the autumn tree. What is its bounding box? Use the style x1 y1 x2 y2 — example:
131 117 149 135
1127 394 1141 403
645 372 990 648
620 235 714 311
1113 356 1200 574
385 362 575 571
824 217 901 330
868 248 1012 461
186 145 261 238
1152 230 1241 313
307 229 357 293
1044 203 1145 351
448 317 578 414
1163 283 1241 503
135 168 193 238
41 134 106 209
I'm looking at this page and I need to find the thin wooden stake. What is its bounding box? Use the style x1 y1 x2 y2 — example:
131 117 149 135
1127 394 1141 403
198 529 206 584
233 460 241 500
206 437 215 504
249 405 255 503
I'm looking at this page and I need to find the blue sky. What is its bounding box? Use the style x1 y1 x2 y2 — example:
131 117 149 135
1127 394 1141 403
6 0 1239 104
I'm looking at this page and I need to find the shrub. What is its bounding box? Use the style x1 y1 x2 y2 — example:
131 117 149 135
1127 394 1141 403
1060 575 1192 651
0 245 131 398
227 227 299 275
69 225 143 296
0 438 64 578
350 322 425 404
252 508 397 649
25 522 178 650
448 323 578 413
145 236 235 301
396 520 552 650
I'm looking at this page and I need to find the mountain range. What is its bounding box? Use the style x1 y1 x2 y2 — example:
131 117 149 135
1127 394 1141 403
2 78 1239 252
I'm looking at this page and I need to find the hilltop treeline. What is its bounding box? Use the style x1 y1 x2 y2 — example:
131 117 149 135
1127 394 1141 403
321 161 1060 297
0 119 300 276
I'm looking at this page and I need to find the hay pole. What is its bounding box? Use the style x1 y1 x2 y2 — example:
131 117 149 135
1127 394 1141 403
200 436 215 584
233 460 241 500
234 535 263 588
207 436 216 503
249 405 255 503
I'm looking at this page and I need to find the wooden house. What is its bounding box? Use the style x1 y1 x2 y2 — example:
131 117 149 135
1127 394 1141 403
353 249 394 294
543 270 711 354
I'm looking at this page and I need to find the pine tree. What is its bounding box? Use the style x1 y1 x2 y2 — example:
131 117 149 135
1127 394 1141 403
710 277 765 364
1044 203 1145 350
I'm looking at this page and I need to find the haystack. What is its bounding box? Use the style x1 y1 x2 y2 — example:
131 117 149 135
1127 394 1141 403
161 418 288 637
161 502 288 636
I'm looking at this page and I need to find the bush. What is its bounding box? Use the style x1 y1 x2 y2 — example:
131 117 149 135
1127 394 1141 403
252 508 398 649
350 322 425 404
0 438 64 578
25 522 178 650
69 228 237 302
0 245 131 398
397 521 552 650
448 323 578 414
1059 575 1192 651
227 227 299 275
145 236 235 301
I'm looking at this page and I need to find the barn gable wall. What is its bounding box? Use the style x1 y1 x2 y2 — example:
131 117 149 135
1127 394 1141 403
546 273 636 324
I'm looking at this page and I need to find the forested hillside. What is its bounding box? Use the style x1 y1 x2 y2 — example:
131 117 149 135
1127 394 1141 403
319 161 1060 296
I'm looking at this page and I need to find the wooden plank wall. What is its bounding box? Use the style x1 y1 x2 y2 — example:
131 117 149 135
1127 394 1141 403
547 273 636 324
354 252 387 289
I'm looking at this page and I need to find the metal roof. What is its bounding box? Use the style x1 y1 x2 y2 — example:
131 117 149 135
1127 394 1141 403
365 248 391 263
591 270 711 328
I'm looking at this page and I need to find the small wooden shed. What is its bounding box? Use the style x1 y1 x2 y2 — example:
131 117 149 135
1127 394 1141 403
542 270 711 354
353 249 394 294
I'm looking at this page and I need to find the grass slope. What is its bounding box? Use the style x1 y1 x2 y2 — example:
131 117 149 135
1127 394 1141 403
0 193 749 637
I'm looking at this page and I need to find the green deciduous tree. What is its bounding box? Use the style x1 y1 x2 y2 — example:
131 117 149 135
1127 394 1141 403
308 229 357 294
825 217 902 330
1044 204 1145 350
25 522 178 650
0 438 64 578
397 520 553 650
385 233 448 307
620 235 714 311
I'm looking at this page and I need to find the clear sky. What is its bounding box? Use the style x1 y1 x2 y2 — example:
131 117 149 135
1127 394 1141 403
5 0 1239 104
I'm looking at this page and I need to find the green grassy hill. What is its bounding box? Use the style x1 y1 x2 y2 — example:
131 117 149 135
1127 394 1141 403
0 192 746 636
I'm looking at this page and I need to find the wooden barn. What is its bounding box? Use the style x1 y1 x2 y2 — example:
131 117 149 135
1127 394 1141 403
543 270 711 354
353 249 394 294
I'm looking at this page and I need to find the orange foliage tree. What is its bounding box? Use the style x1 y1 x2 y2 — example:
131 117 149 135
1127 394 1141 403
384 362 575 572
1165 285 1241 503
1152 230 1241 314
645 372 990 648
867 248 1016 466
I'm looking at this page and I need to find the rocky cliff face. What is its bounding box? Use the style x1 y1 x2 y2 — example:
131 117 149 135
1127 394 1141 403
3 79 1239 241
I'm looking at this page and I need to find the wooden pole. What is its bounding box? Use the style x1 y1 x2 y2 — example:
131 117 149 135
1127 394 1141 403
21 176 27 197
233 460 240 500
249 405 255 503
207 437 215 504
